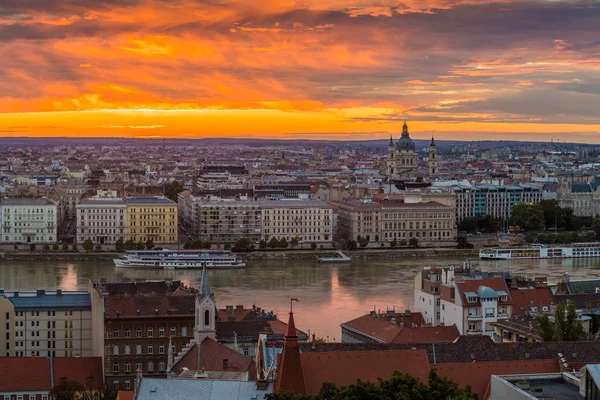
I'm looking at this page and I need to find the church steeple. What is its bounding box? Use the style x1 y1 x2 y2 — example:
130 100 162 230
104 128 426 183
200 265 210 297
402 120 409 136
274 301 305 394
194 265 216 343
430 135 436 147
389 134 393 147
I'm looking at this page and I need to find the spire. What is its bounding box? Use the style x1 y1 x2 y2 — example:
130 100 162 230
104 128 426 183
389 134 393 147
402 119 409 136
167 336 174 373
430 135 436 147
274 301 305 394
285 311 298 338
200 265 210 297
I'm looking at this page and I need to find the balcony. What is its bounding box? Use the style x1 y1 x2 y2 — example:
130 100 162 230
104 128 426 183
467 329 483 333
497 312 509 319
467 314 482 320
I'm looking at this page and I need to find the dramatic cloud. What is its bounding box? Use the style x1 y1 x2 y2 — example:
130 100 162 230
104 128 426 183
0 0 600 141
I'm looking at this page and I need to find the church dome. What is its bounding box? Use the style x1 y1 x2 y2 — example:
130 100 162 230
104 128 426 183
395 120 415 151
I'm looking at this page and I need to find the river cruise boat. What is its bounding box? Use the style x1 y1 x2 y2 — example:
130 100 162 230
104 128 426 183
113 249 246 269
479 242 600 260
315 250 352 264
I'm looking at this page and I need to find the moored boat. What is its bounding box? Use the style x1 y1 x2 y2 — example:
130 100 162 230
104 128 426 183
480 242 600 260
113 249 246 269
316 250 352 263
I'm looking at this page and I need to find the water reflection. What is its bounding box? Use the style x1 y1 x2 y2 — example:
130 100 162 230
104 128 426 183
1 257 600 340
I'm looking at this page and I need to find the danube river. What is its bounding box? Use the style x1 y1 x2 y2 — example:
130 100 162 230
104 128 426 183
2 256 600 340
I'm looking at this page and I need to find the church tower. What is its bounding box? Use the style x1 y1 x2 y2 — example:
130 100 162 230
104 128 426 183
428 136 437 176
387 120 418 181
194 266 216 343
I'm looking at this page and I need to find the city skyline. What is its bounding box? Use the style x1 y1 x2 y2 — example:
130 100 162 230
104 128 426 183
1 1 600 142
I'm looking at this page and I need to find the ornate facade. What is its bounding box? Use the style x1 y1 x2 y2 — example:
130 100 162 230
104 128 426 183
387 121 419 181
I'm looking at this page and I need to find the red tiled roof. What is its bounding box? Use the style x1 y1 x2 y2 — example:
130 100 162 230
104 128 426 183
392 325 460 344
269 319 290 336
300 349 431 395
456 277 512 305
0 357 51 392
53 357 104 387
511 287 554 316
104 295 195 318
172 337 257 380
341 315 403 343
117 391 135 400
435 359 560 400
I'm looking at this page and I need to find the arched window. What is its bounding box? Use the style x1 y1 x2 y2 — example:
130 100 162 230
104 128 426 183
204 309 210 326
136 344 142 355
113 345 119 355
125 345 130 355
409 222 413 229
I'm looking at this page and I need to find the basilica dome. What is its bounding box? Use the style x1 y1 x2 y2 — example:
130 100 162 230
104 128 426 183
395 121 415 151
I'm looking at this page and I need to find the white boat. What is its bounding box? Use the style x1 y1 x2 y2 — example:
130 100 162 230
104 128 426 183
316 250 352 263
113 249 246 269
480 242 600 260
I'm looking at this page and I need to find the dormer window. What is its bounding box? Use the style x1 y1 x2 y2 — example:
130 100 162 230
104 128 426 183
500 295 507 302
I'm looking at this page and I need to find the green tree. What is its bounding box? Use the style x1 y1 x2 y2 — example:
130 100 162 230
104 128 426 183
163 180 185 202
72 244 78 252
136 241 145 250
259 239 267 249
400 239 407 246
83 239 94 252
115 239 125 252
145 239 155 250
279 238 289 249
125 239 136 250
510 202 545 231
62 243 70 251
268 237 280 249
311 242 317 250
43 243 50 252
537 300 583 341
29 243 37 251
232 237 253 252
409 237 419 248
346 240 358 251
49 378 84 400
13 244 18 251
53 243 59 251
592 216 600 240
290 237 300 248
457 236 473 249
358 237 369 248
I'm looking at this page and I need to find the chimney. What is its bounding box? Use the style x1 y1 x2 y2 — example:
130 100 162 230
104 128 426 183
226 305 234 314
235 305 244 312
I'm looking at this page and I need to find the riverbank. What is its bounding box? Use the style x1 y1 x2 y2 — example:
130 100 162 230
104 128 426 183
0 248 479 262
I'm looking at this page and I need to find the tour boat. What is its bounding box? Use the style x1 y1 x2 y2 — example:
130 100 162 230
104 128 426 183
315 250 352 263
479 242 600 260
113 249 246 269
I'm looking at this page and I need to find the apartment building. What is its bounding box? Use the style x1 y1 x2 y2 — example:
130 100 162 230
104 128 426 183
0 289 92 357
90 280 195 391
338 199 456 244
439 276 513 336
0 197 58 244
557 181 600 217
126 196 178 244
76 197 127 244
261 199 333 245
438 182 542 222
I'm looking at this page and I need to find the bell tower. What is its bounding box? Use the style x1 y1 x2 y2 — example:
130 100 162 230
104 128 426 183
194 266 216 343
428 136 437 176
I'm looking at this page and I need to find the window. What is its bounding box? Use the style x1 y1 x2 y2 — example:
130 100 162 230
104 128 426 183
171 326 176 336
159 361 165 371
113 361 119 372
159 344 164 354
148 361 154 371
136 328 142 337
147 328 153 337
113 345 119 355
204 310 210 326
125 345 130 355
136 344 142 355
485 308 494 317
243 347 249 356
159 327 165 337
125 328 130 338
125 380 131 390
136 362 142 372
113 380 119 389
113 329 119 338
125 362 130 372
148 344 153 354
181 327 187 337
29 395 36 400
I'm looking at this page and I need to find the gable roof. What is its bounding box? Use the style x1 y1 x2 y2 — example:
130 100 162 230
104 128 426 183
53 357 104 387
511 287 554 315
104 295 195 318
136 378 272 400
0 357 51 392
299 349 431 395
172 338 256 380
435 359 560 400
392 325 460 344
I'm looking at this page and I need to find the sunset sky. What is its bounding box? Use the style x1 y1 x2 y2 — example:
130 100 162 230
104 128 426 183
1 0 600 142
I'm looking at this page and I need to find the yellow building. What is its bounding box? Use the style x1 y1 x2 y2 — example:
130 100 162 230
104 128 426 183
126 196 178 244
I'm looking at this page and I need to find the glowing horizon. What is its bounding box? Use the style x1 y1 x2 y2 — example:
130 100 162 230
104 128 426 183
1 0 600 143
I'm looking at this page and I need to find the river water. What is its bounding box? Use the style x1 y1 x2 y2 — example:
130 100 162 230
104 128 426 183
2 257 600 340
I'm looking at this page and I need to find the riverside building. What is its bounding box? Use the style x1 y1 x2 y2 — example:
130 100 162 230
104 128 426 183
76 197 127 244
0 197 58 244
126 196 177 244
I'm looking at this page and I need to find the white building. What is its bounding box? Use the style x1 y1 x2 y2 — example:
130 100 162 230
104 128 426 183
0 197 58 244
438 276 512 336
76 197 127 244
261 199 333 245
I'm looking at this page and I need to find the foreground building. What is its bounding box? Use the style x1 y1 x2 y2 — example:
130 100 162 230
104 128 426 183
0 289 92 357
0 197 58 244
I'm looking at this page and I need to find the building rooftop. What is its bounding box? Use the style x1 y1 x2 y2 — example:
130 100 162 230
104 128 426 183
498 373 583 400
0 197 56 205
125 196 175 205
135 378 272 400
0 289 91 310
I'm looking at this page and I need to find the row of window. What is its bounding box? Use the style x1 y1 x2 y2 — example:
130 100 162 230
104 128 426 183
113 342 178 355
113 360 165 373
111 326 187 338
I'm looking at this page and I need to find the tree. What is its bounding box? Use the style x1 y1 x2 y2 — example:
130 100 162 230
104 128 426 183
592 216 600 239
50 378 84 400
390 240 398 248
136 241 145 250
268 237 280 249
279 238 289 249
311 242 317 250
458 215 503 233
409 237 419 248
53 243 59 251
358 237 369 248
43 243 50 252
400 239 407 246
115 239 125 252
232 237 253 252
29 243 36 251
163 180 185 202
536 300 583 341
95 244 102 251
145 239 155 250
510 202 545 231
259 239 267 249
290 238 300 248
125 239 136 250
457 236 473 249
346 240 358 251
72 244 78 252
13 244 18 251
83 239 94 252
